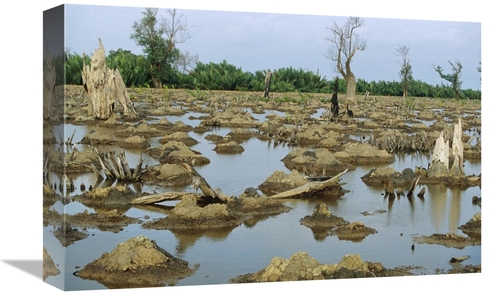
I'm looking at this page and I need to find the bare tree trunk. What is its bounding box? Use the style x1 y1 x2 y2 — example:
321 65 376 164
43 47 56 120
427 131 450 178
428 119 464 178
81 39 137 119
449 118 465 176
345 71 356 103
263 70 272 98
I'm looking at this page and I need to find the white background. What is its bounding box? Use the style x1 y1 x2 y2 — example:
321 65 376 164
0 0 495 294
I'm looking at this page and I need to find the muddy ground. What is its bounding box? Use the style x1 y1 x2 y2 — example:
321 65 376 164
43 86 481 285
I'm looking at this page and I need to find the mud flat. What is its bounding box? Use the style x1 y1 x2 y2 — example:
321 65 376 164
43 86 481 288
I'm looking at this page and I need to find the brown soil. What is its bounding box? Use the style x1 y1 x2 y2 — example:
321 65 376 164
76 235 198 288
230 252 420 283
142 194 292 232
300 203 377 242
413 233 480 249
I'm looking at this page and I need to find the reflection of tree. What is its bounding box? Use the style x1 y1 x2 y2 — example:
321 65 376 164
427 184 448 231
448 188 462 233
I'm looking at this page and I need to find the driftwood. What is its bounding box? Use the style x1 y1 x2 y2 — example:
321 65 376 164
130 163 232 205
269 169 348 199
132 168 348 204
131 192 199 205
93 148 143 181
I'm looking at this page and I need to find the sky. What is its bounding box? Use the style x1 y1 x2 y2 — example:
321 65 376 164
64 2 481 90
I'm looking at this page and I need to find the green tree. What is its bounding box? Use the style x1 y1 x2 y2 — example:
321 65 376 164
106 49 150 87
64 50 90 85
396 45 413 98
130 8 190 88
433 60 463 99
326 17 366 102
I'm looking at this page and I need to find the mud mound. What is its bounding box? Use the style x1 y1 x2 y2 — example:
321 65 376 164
228 195 293 216
140 163 193 186
81 130 117 145
230 253 416 283
458 212 481 237
281 148 348 175
117 135 150 149
114 120 163 138
258 170 308 196
159 131 198 146
77 235 198 288
145 141 210 165
413 233 480 249
213 140 245 154
300 203 349 228
142 195 243 231
226 128 257 140
329 221 378 242
76 185 139 206
333 142 394 164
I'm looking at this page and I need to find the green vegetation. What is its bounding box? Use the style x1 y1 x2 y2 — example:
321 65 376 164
63 51 481 100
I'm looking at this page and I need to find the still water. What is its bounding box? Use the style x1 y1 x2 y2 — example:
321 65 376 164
44 112 481 290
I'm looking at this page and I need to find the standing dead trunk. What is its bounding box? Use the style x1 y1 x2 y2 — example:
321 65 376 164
345 71 357 103
428 119 465 178
81 38 137 119
330 77 339 119
43 46 56 120
263 70 272 98
449 118 465 176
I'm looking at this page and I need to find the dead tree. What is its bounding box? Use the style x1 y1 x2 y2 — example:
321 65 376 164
330 77 340 120
81 38 137 119
263 70 272 98
428 119 465 178
93 148 143 182
43 45 56 120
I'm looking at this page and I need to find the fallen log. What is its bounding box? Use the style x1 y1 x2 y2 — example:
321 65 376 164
178 162 232 202
131 192 199 205
269 169 348 199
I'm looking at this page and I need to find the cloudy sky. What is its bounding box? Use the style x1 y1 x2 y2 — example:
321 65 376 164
63 2 481 90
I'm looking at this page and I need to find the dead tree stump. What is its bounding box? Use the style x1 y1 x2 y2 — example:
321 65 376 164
330 77 339 119
263 70 272 98
449 118 465 176
43 46 56 120
81 38 137 119
428 119 465 178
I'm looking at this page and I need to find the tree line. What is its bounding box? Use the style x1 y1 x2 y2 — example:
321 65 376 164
62 50 481 100
59 8 481 100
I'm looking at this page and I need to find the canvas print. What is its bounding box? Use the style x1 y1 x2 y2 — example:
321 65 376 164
42 4 481 291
